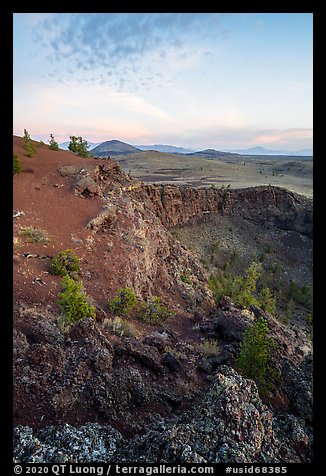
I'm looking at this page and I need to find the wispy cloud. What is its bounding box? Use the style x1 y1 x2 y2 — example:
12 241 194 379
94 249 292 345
30 13 226 90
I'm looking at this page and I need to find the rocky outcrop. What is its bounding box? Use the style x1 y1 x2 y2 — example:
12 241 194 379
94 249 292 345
116 365 280 463
84 190 215 310
13 366 312 463
59 162 136 198
13 311 207 433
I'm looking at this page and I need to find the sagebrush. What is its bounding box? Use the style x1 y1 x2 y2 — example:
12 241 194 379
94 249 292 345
139 296 174 325
19 227 51 244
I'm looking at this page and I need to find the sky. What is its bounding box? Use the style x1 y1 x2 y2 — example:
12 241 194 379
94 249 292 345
13 13 313 151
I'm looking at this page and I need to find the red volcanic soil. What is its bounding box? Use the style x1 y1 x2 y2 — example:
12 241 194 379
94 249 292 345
13 135 103 239
13 136 105 310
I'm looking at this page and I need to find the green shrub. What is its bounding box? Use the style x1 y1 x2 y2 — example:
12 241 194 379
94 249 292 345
58 275 96 324
263 243 274 255
209 271 242 305
48 133 59 151
139 296 174 325
235 317 277 397
25 143 35 157
13 154 22 174
23 128 31 142
19 226 51 244
39 140 45 147
230 248 239 264
266 261 282 275
108 287 138 316
50 249 80 277
237 261 262 307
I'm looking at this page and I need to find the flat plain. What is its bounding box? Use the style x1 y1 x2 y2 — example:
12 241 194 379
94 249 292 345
112 150 313 198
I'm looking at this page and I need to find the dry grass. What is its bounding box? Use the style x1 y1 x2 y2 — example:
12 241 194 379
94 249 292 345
199 339 220 357
103 316 138 338
19 226 51 244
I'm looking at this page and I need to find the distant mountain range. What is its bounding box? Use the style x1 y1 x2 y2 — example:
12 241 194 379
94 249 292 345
228 146 313 157
60 139 312 158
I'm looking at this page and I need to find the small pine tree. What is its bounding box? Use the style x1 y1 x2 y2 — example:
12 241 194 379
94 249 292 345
13 154 23 174
235 317 276 397
258 287 276 314
78 137 90 157
23 129 35 157
58 275 96 324
23 128 32 146
48 134 59 151
237 261 262 307
68 135 89 157
68 136 79 154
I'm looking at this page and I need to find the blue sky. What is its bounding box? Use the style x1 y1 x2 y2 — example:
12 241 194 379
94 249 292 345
13 13 313 151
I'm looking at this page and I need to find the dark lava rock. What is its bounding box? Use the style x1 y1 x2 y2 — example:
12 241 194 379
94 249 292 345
115 339 164 373
116 366 279 463
281 353 313 423
13 365 313 463
212 308 253 342
272 413 312 463
13 423 122 463
161 352 182 371
24 318 64 346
